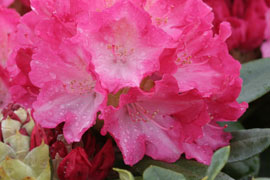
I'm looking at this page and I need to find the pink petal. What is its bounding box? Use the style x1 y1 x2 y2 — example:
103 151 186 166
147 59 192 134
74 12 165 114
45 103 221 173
183 123 231 165
261 40 270 58
0 7 20 68
78 1 170 92
102 75 210 165
143 0 213 40
30 41 105 143
0 70 10 109
0 0 14 7
33 80 104 143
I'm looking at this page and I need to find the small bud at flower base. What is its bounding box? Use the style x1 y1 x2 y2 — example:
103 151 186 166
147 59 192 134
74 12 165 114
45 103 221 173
57 147 92 180
50 141 68 159
89 139 115 180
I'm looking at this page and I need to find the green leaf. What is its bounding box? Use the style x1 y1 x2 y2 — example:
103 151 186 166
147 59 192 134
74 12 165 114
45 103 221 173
223 156 259 179
143 165 186 180
254 178 270 180
113 168 135 180
134 158 234 180
238 58 270 103
228 128 270 163
206 146 230 180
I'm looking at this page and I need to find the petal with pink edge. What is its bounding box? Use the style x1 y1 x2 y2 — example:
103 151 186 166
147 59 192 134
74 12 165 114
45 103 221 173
33 80 104 143
78 1 170 92
102 75 210 165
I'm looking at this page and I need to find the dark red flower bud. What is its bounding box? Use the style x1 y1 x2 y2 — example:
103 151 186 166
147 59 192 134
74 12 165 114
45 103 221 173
30 123 48 150
50 141 68 159
57 147 92 180
89 139 115 180
44 129 57 145
83 131 96 159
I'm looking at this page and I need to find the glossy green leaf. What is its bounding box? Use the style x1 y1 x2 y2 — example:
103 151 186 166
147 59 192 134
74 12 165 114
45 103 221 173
113 168 135 180
134 158 234 180
238 58 270 103
223 156 259 179
228 129 270 163
143 165 186 180
206 146 230 180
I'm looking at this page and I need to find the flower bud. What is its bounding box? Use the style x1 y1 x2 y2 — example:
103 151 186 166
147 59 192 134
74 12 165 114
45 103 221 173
57 147 92 180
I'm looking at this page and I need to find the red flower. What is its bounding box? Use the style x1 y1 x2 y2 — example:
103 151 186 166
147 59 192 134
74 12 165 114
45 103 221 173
57 147 92 180
50 141 68 159
89 139 115 180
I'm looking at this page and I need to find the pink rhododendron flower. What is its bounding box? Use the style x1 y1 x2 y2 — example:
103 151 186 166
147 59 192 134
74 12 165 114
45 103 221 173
101 75 210 165
29 0 94 47
0 7 18 108
182 123 231 163
30 40 105 143
0 0 30 7
183 98 247 163
157 16 247 163
7 48 39 107
0 0 13 7
1 0 247 167
166 22 242 100
78 1 171 92
142 0 213 41
0 6 20 68
0 70 10 109
4 11 43 108
261 41 270 58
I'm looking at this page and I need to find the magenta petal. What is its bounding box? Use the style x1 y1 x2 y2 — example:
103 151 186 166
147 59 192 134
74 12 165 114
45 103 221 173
78 1 170 92
102 75 210 165
33 81 104 143
183 123 231 165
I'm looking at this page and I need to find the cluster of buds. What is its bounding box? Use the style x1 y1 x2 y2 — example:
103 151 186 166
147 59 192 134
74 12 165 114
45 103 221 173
47 124 115 180
0 103 50 179
0 103 115 180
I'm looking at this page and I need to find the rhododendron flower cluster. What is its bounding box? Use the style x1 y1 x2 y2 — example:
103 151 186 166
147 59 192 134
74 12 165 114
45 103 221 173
0 0 248 169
